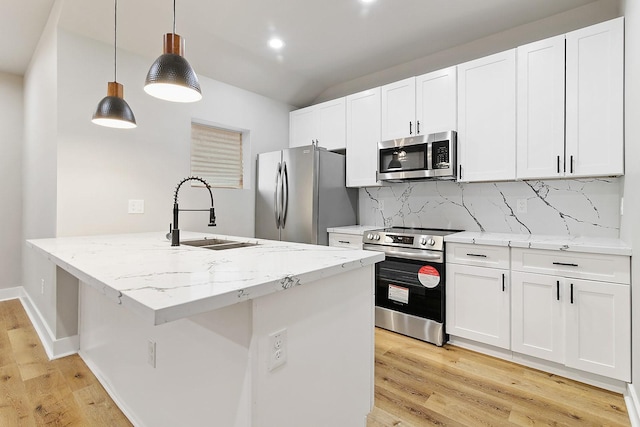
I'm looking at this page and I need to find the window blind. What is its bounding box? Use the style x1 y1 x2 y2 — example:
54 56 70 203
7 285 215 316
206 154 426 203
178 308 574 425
191 123 243 189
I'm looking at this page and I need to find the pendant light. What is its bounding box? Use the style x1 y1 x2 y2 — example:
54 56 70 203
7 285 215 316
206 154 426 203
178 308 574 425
92 0 137 129
144 0 202 103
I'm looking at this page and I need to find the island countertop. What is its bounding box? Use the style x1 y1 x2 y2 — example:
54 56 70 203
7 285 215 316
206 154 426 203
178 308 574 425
27 232 384 325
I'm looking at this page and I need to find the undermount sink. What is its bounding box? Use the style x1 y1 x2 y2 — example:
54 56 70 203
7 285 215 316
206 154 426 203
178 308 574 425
180 238 258 251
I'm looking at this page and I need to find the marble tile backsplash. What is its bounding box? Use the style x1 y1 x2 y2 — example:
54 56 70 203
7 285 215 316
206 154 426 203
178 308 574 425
359 178 622 238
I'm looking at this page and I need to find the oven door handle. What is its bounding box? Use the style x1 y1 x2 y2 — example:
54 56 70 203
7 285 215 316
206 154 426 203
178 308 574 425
363 245 443 263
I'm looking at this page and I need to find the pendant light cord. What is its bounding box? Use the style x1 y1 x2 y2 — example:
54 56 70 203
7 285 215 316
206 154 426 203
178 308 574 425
114 0 118 82
173 0 176 34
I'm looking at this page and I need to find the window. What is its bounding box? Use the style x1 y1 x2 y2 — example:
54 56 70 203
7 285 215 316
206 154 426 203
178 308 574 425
191 122 244 189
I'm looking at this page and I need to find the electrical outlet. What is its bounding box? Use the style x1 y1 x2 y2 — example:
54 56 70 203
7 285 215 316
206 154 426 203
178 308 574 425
268 329 287 371
516 199 527 214
128 199 145 214
147 340 156 368
41 279 45 295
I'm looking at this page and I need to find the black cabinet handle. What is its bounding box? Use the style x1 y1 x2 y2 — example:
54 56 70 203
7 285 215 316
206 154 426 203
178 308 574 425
416 121 420 134
556 280 560 301
553 262 578 267
570 155 574 173
466 253 487 258
557 156 560 174
338 240 350 244
502 273 506 292
570 283 574 304
409 121 413 135
459 165 463 180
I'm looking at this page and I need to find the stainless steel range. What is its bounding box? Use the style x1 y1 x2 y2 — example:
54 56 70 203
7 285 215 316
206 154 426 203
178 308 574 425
363 227 460 346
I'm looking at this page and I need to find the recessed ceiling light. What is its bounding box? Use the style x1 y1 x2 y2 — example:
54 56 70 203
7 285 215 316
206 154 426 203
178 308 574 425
269 38 285 50
361 0 376 3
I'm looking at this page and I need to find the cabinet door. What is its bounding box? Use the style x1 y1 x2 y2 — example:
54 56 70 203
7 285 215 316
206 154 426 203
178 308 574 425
516 35 566 180
566 17 624 177
346 88 381 187
316 97 346 151
511 272 564 364
565 279 630 381
381 77 416 141
290 106 317 148
416 67 457 135
457 50 516 182
446 264 510 349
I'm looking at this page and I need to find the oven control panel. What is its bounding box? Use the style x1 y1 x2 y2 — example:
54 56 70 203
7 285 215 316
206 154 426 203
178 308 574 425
363 230 444 251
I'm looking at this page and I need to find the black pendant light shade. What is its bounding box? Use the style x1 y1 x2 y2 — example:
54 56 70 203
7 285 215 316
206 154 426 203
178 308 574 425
92 82 137 129
92 0 137 129
144 33 202 103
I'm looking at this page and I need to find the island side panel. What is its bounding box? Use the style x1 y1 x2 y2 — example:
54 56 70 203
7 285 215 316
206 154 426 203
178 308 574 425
251 265 375 427
78 282 253 427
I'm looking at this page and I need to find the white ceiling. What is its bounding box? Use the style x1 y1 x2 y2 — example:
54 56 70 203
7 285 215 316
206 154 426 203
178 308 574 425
3 0 600 107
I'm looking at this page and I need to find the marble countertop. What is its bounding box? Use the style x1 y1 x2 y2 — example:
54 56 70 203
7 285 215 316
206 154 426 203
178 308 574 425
445 231 632 256
326 225 380 235
27 232 384 325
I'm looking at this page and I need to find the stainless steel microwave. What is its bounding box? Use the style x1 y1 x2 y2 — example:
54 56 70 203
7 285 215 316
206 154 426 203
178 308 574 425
377 131 457 181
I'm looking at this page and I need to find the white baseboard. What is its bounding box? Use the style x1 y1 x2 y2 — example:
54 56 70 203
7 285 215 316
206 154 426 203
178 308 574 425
0 287 80 360
448 336 627 394
0 286 26 301
626 384 640 427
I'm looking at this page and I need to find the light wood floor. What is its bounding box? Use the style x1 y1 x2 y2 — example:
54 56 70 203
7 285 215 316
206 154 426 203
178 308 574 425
0 299 631 426
368 327 631 427
0 299 132 426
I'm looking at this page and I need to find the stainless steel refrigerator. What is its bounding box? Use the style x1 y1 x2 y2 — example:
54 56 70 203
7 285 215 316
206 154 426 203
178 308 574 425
255 145 358 245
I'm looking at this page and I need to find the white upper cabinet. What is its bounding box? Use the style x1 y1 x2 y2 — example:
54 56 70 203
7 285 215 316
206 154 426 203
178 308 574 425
415 67 457 136
516 35 566 180
289 97 346 150
457 50 517 182
381 68 457 142
381 77 416 141
346 88 381 188
566 17 624 177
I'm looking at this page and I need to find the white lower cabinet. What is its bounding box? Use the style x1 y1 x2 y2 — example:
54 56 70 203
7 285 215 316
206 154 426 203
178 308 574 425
448 244 631 383
510 249 631 382
446 263 510 349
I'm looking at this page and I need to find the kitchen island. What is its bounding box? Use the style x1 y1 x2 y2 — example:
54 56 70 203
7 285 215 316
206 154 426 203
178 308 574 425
27 232 383 427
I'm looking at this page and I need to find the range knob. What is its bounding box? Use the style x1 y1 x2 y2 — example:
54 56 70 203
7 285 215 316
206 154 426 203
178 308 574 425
374 234 380 241
427 238 436 246
420 237 436 246
366 233 374 240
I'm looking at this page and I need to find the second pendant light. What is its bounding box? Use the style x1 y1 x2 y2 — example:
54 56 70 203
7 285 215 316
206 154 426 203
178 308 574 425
144 0 202 103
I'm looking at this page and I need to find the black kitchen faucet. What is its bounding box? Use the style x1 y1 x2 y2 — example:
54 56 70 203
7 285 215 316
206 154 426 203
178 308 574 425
170 176 216 246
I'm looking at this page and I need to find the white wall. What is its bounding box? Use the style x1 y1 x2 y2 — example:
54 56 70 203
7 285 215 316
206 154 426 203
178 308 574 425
315 0 621 103
22 0 60 336
0 72 23 289
56 29 291 239
621 0 640 407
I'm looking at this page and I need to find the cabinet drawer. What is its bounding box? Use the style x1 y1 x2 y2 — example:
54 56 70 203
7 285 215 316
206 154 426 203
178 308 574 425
328 233 363 249
511 248 630 284
446 243 509 269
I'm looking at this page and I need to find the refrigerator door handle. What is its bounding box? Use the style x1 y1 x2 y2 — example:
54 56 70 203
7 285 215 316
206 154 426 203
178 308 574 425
282 161 289 228
274 163 282 228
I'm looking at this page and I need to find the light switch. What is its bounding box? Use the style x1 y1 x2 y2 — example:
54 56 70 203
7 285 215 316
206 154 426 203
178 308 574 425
128 199 145 214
